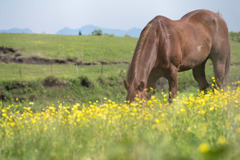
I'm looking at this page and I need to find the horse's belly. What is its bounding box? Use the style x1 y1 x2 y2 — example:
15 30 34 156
178 43 211 72
179 52 209 72
178 62 198 72
178 65 192 72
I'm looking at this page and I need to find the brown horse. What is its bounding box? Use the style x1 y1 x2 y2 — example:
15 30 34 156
124 9 231 103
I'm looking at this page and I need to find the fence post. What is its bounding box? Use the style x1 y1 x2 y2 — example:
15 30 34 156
19 65 22 82
76 63 79 77
101 62 104 76
51 63 54 76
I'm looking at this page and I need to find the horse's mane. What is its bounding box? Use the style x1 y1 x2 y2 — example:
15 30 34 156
216 11 222 17
126 22 153 83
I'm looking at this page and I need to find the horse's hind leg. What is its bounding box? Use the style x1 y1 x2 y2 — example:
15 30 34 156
192 60 210 91
211 60 226 88
168 65 178 100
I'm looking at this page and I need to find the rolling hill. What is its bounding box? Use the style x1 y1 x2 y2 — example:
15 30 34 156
0 28 33 34
56 25 142 37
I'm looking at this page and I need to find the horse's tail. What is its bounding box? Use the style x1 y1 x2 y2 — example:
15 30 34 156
224 46 231 86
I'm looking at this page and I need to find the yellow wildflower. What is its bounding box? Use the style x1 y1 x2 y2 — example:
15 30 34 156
209 107 214 111
236 114 240 121
199 110 205 115
2 113 7 118
161 113 165 118
218 136 227 145
236 128 240 133
198 143 210 153
10 122 15 127
180 108 186 113
155 119 160 123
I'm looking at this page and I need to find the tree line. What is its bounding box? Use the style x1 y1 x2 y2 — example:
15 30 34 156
78 29 131 37
79 30 240 41
78 29 106 36
229 31 240 42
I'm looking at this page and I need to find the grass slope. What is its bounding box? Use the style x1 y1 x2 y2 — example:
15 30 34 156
0 34 240 106
1 33 239 63
0 33 240 160
0 33 137 62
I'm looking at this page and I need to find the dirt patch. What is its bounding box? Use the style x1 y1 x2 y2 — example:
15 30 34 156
79 76 94 88
0 46 17 54
231 62 240 66
1 82 30 101
97 77 106 85
13 56 68 65
0 46 129 65
0 93 9 101
5 82 31 91
43 76 69 87
0 46 69 64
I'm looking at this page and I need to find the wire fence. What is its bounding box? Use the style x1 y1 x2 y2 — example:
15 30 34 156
0 63 128 81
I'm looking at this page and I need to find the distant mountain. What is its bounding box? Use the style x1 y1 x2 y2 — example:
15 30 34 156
0 26 142 37
0 28 33 34
56 25 142 37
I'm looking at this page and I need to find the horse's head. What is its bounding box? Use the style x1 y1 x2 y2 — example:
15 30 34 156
124 80 148 103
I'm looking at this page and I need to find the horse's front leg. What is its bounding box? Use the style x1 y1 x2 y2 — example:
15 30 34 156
147 69 160 99
167 65 178 101
147 81 156 99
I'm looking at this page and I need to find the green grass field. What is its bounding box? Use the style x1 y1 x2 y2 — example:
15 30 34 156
0 33 239 85
0 63 128 81
0 33 240 108
0 33 137 62
1 33 239 63
0 33 240 160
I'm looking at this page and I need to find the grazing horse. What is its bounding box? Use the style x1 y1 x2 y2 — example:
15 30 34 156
124 9 231 103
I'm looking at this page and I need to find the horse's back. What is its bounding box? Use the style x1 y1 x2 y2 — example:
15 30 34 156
180 9 229 44
185 10 230 62
178 10 230 83
172 10 230 70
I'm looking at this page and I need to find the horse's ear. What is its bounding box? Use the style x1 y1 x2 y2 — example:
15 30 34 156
137 81 145 91
124 80 129 90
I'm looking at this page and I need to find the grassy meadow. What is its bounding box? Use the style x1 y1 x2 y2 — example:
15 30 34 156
0 33 240 160
1 83 240 160
0 33 137 62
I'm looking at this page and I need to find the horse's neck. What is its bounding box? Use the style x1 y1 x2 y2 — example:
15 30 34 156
127 20 160 85
134 45 158 85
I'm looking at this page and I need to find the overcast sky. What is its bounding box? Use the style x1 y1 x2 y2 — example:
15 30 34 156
1 0 240 34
